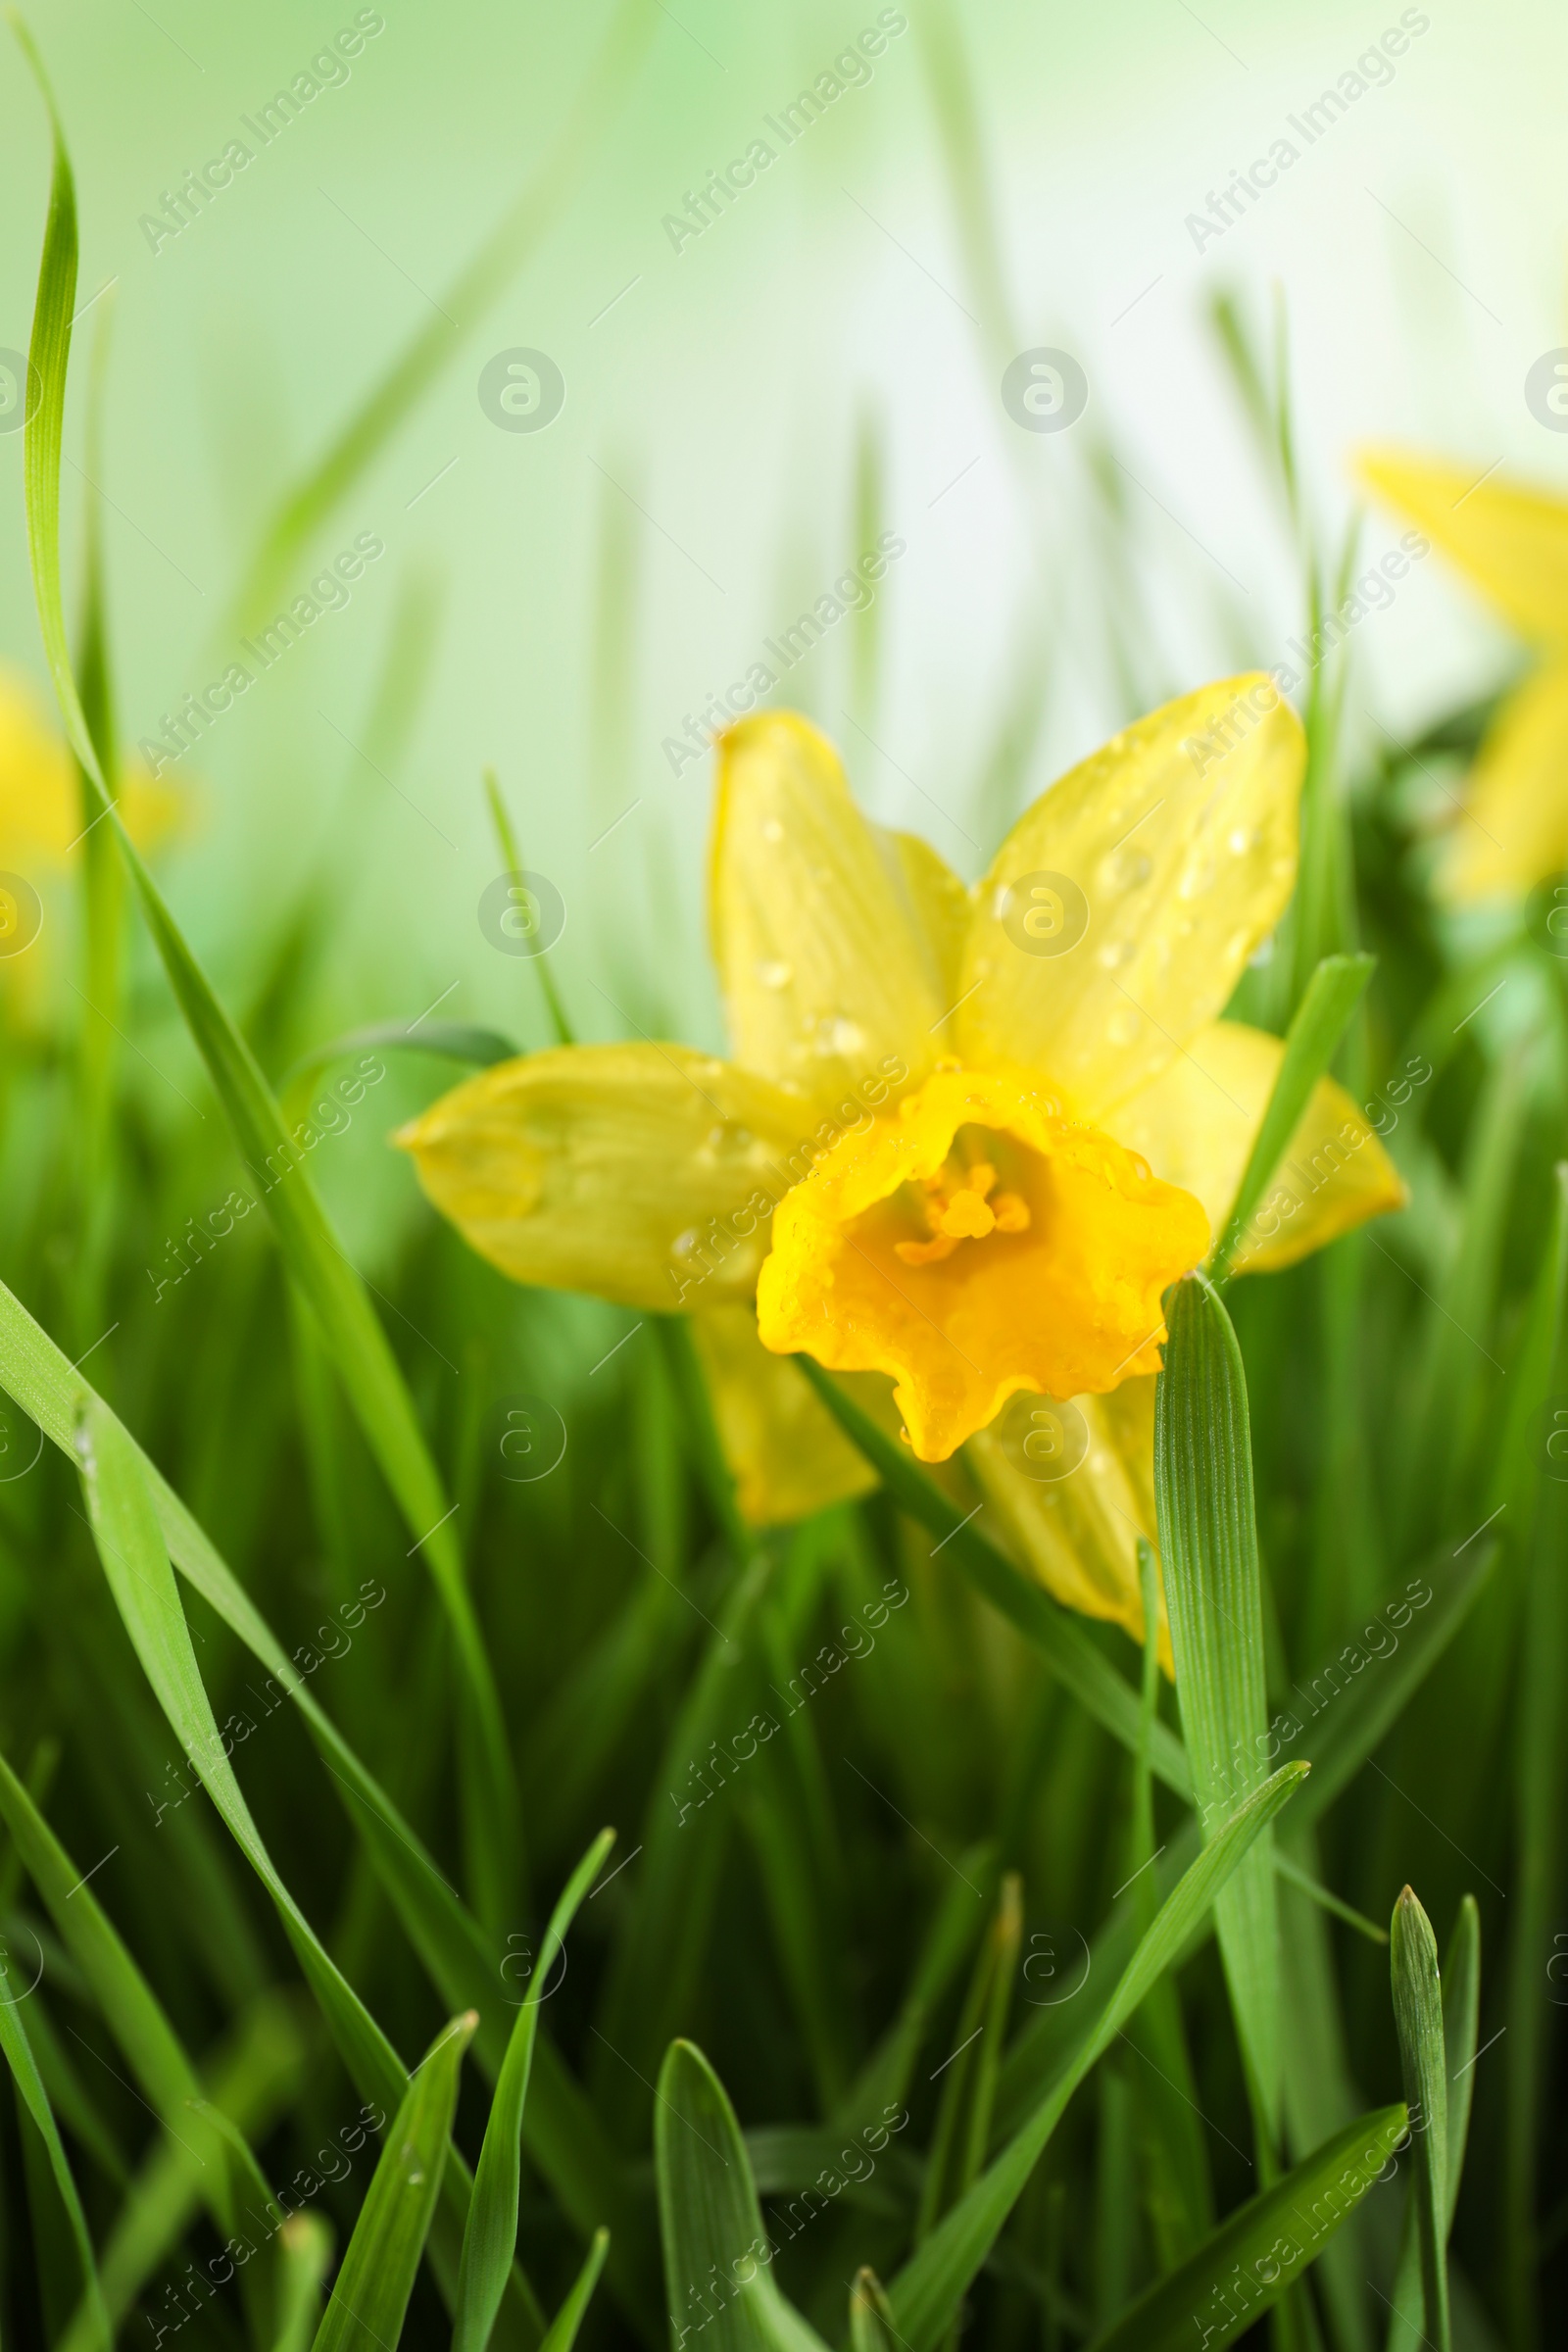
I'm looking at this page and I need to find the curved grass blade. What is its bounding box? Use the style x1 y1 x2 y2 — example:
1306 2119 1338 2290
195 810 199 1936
1154 1273 1284 2156
849 2269 899 2352
0 1981 109 2350
0 1273 654 2330
654 2038 834 2352
281 1020 519 1125
12 16 516 1929
539 2228 610 2352
885 1762 1310 2351
914 1872 1021 2244
485 770 574 1048
276 2214 334 2352
796 1358 1192 1798
455 1830 615 2352
313 2011 478 2352
1084 2103 1408 2352
232 0 656 624
1209 952 1374 1284
1390 1888 1450 2352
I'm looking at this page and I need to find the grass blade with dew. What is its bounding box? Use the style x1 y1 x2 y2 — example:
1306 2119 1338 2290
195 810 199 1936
0 1972 109 2349
1208 953 1374 1285
455 1829 615 2352
231 0 658 624
655 2038 835 2352
0 1274 653 2328
1083 2104 1408 2352
1391 1887 1450 2352
1387 1895 1480 2352
538 2229 611 2352
12 16 518 1933
796 1359 1193 1799
1154 1272 1286 2163
884 1762 1311 2352
312 2011 478 2352
70 1392 547 2341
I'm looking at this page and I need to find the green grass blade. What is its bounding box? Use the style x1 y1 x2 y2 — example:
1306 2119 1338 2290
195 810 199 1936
0 1276 652 2327
654 2039 834 2350
1084 2104 1408 2352
1209 953 1374 1284
849 2269 899 2352
232 0 656 623
12 21 518 1928
280 1021 519 1125
313 2011 478 2352
1387 1895 1480 2352
484 771 575 1048
456 1830 615 2352
797 1358 1192 1797
886 1763 1310 2350
1154 1272 1284 2154
1391 1887 1450 2352
276 2215 334 2352
539 2228 610 2352
914 1873 1021 2243
0 1975 109 2349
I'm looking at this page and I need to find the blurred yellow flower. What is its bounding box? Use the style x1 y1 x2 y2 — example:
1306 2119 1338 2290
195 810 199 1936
0 663 184 997
1360 449 1568 901
398 683 1404 1651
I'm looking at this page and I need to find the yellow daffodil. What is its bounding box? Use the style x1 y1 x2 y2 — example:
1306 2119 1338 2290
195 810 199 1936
0 663 183 1006
398 681 1403 1653
1360 450 1568 901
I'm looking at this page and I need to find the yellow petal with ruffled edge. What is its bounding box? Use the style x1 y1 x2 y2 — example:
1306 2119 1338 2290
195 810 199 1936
755 1064 1208 1460
955 677 1303 1120
1359 450 1568 646
710 712 948 1106
395 1044 807 1313
966 1378 1171 1667
1437 662 1568 903
690 1302 878 1525
1106 1020 1406 1267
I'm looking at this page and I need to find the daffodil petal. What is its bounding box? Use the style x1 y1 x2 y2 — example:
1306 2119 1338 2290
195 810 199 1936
1107 1019 1406 1262
689 1302 878 1525
1438 663 1568 903
756 1065 1209 1460
956 676 1303 1119
1359 448 1568 646
965 1378 1172 1669
395 1044 808 1313
872 823 974 1018
0 664 75 859
710 711 947 1104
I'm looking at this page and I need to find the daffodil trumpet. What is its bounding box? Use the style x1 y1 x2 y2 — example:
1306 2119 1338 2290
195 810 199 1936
399 679 1403 1653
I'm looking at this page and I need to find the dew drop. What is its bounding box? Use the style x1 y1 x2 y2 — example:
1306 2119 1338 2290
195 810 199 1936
1107 1008 1141 1046
756 959 792 990
1096 937 1135 969
1102 848 1152 891
761 817 784 844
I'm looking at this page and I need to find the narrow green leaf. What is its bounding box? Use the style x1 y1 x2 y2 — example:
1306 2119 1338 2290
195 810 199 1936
1272 1852 1387 1945
313 2011 477 2352
455 1830 615 2352
12 25 517 1928
1386 1895 1480 2352
0 1275 653 2326
275 2215 334 2352
484 770 575 1048
1084 2104 1408 2352
655 2039 834 2350
797 1358 1192 1798
1154 1272 1284 2153
914 1873 1021 2242
539 2229 611 2352
280 1021 519 1126
1210 952 1374 1283
0 1978 108 2349
886 1763 1310 2350
849 2269 899 2352
1391 1888 1450 2352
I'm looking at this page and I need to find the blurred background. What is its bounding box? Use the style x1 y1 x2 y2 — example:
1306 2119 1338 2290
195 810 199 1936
2 0 1562 1226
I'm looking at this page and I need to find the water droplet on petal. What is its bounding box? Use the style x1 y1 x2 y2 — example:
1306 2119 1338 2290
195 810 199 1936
1107 1008 1140 1046
761 817 784 844
1096 937 1135 969
757 959 792 990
